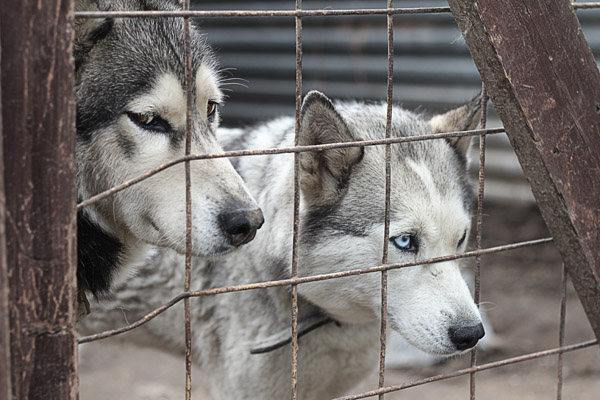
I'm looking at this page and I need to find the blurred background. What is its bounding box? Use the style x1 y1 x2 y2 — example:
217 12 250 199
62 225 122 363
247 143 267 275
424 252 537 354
194 0 600 203
79 1 600 399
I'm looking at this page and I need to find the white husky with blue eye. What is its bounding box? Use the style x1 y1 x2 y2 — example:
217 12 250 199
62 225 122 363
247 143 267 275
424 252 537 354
82 90 484 399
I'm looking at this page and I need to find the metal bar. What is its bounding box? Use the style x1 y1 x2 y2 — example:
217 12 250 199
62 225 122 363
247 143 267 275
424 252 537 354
79 237 552 344
573 2 600 8
556 263 568 400
378 1 394 397
70 3 600 19
74 7 451 19
290 1 302 398
469 83 489 400
333 340 598 400
0 0 78 398
448 0 600 342
183 1 193 399
77 128 505 211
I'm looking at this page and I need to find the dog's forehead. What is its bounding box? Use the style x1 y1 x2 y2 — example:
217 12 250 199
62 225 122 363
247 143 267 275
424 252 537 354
330 103 473 225
395 157 472 227
110 17 215 78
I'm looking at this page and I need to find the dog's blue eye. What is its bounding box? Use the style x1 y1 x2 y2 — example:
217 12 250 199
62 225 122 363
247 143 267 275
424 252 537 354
127 112 170 133
391 235 418 253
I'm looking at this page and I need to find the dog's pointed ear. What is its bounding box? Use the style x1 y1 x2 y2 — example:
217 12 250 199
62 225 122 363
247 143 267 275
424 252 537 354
298 91 364 207
429 92 483 159
74 0 113 70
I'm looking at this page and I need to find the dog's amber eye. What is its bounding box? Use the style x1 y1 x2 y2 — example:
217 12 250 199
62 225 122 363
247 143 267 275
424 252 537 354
133 113 153 125
207 101 218 120
127 112 171 134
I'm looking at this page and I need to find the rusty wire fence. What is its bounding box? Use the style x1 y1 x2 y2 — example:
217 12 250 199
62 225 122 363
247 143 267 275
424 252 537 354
74 1 600 400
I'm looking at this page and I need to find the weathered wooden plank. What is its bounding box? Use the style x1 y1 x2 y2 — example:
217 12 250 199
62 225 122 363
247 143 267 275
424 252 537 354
0 29 12 400
0 0 78 399
447 0 600 339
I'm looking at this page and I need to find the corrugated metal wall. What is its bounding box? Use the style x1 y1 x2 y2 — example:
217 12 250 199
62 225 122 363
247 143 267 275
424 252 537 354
193 0 600 203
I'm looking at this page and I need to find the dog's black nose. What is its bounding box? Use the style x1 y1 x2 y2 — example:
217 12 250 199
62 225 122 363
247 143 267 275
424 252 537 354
448 323 485 351
219 207 264 247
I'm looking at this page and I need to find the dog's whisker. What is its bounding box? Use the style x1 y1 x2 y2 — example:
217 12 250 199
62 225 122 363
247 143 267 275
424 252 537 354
220 81 249 89
220 77 249 83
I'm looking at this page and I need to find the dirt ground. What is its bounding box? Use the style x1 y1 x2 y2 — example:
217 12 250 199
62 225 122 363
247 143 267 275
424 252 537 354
79 203 600 399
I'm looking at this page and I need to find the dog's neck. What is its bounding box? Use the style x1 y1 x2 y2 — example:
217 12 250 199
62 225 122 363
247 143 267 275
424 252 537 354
77 206 157 298
250 309 337 354
77 211 124 296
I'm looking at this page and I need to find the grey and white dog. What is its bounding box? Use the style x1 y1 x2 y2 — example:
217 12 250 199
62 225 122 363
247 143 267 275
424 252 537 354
82 91 484 399
75 0 263 296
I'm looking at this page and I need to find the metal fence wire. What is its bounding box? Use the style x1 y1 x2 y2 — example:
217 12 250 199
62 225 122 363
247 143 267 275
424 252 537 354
75 2 600 400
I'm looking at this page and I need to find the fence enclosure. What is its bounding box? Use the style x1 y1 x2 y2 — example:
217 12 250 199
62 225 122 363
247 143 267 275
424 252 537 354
1 1 599 399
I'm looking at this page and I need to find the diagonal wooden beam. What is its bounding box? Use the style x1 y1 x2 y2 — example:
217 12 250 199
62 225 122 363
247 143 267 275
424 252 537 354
448 0 600 340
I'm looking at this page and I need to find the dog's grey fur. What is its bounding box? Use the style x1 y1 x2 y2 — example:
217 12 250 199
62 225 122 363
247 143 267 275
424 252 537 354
82 91 484 399
75 0 262 296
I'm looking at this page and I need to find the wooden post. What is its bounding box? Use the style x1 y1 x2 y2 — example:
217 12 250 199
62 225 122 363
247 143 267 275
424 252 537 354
448 0 600 340
0 0 78 399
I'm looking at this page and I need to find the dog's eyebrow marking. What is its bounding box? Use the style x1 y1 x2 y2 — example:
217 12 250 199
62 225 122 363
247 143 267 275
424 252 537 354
195 65 223 106
127 73 185 125
406 159 441 203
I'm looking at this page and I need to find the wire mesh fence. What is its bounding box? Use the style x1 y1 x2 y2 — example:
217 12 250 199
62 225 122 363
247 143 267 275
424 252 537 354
71 2 600 399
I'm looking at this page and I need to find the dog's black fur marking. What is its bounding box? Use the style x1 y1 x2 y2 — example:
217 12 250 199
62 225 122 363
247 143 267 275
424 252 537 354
77 212 124 296
76 76 154 141
302 204 370 244
117 134 137 158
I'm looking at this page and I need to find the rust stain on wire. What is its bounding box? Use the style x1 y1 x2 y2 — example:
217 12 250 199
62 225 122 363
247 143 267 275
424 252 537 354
470 83 489 400
76 128 505 211
78 237 552 344
333 340 598 400
183 1 193 398
378 1 395 397
290 1 303 398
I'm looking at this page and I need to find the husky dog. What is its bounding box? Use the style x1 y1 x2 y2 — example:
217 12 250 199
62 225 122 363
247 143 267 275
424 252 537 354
82 91 484 399
75 0 263 297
